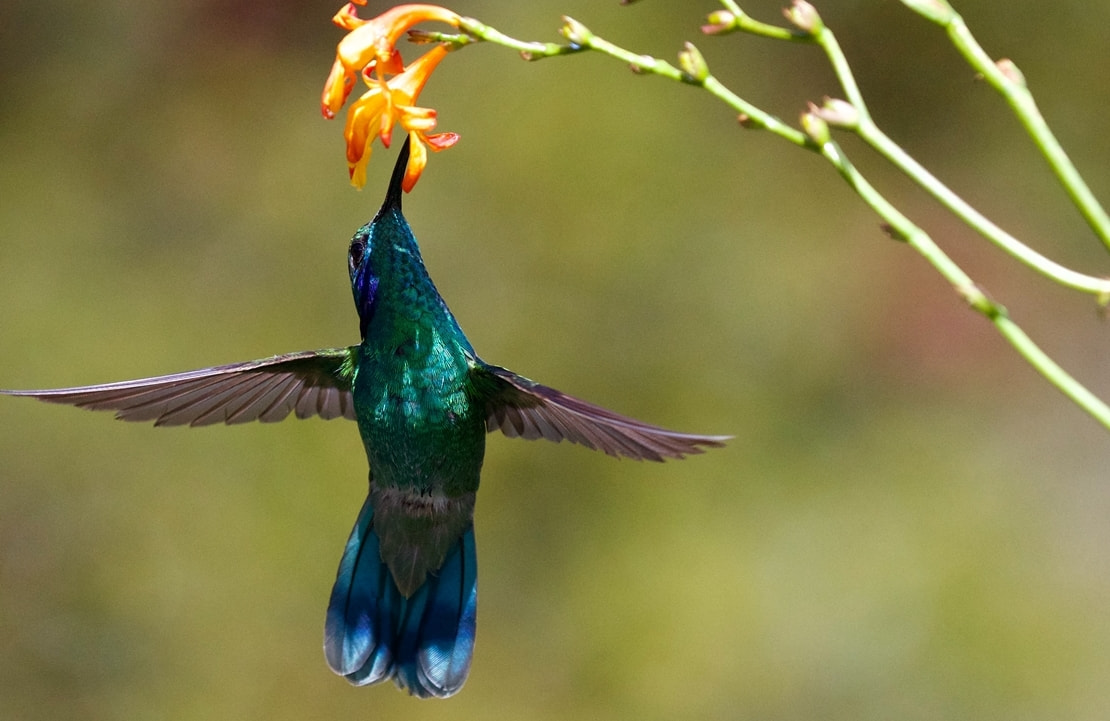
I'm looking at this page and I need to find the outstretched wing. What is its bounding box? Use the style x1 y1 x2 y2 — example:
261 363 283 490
1 348 359 426
472 362 730 462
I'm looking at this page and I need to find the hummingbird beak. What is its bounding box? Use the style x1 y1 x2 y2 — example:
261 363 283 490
381 137 411 215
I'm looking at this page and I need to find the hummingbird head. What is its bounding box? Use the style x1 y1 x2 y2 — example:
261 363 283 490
348 138 411 339
348 225 378 339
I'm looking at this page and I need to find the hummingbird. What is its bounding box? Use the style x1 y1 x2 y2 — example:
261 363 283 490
2 139 728 698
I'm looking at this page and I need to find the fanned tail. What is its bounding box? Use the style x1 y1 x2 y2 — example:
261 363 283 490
324 495 477 698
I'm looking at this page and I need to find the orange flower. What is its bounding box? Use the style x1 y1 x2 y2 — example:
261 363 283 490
343 45 460 191
321 3 460 117
322 3 462 191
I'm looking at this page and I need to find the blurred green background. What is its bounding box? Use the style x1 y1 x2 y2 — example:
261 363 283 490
4 1 1110 719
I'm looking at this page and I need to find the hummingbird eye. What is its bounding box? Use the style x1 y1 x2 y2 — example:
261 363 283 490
348 237 367 275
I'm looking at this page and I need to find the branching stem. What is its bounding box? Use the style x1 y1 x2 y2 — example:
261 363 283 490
443 2 1110 433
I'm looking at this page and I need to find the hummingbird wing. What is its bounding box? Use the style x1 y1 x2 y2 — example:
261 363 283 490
472 362 730 462
1 348 358 426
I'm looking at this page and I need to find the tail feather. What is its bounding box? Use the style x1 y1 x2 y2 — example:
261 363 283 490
396 528 477 697
324 495 478 698
324 496 395 683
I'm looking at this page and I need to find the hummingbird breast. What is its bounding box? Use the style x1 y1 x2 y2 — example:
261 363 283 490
353 324 487 596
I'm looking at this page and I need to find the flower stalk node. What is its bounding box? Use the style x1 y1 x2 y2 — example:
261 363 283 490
996 59 1027 87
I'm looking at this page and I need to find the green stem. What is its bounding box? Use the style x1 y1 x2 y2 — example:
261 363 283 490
443 10 1110 433
805 17 1110 295
458 15 809 144
946 13 1110 250
821 140 1110 431
580 32 687 81
904 3 1110 252
860 120 1110 294
814 22 866 113
716 1 809 41
453 19 584 60
702 77 809 147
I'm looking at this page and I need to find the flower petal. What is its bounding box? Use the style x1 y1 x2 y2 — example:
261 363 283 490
335 5 459 79
424 132 460 150
344 92 386 165
399 106 438 133
402 133 429 192
364 5 461 63
332 3 367 31
321 59 356 118
388 45 448 102
348 142 373 189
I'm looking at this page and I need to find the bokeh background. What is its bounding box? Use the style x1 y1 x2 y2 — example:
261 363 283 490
3 1 1110 719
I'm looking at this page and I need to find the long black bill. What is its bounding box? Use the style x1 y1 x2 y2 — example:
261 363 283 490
380 137 411 215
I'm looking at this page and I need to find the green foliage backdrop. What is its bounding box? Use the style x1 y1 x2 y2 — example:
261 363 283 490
2 1 1110 719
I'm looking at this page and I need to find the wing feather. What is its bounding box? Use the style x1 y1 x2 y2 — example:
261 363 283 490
473 362 729 461
2 348 359 426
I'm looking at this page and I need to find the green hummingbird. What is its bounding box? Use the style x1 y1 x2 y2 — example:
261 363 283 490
2 139 728 698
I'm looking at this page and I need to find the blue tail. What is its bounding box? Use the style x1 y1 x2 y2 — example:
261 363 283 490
324 495 478 698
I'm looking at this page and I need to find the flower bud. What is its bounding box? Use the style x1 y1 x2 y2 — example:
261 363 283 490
678 42 709 83
812 97 859 129
701 10 737 35
801 107 831 146
560 16 594 46
783 1 822 35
